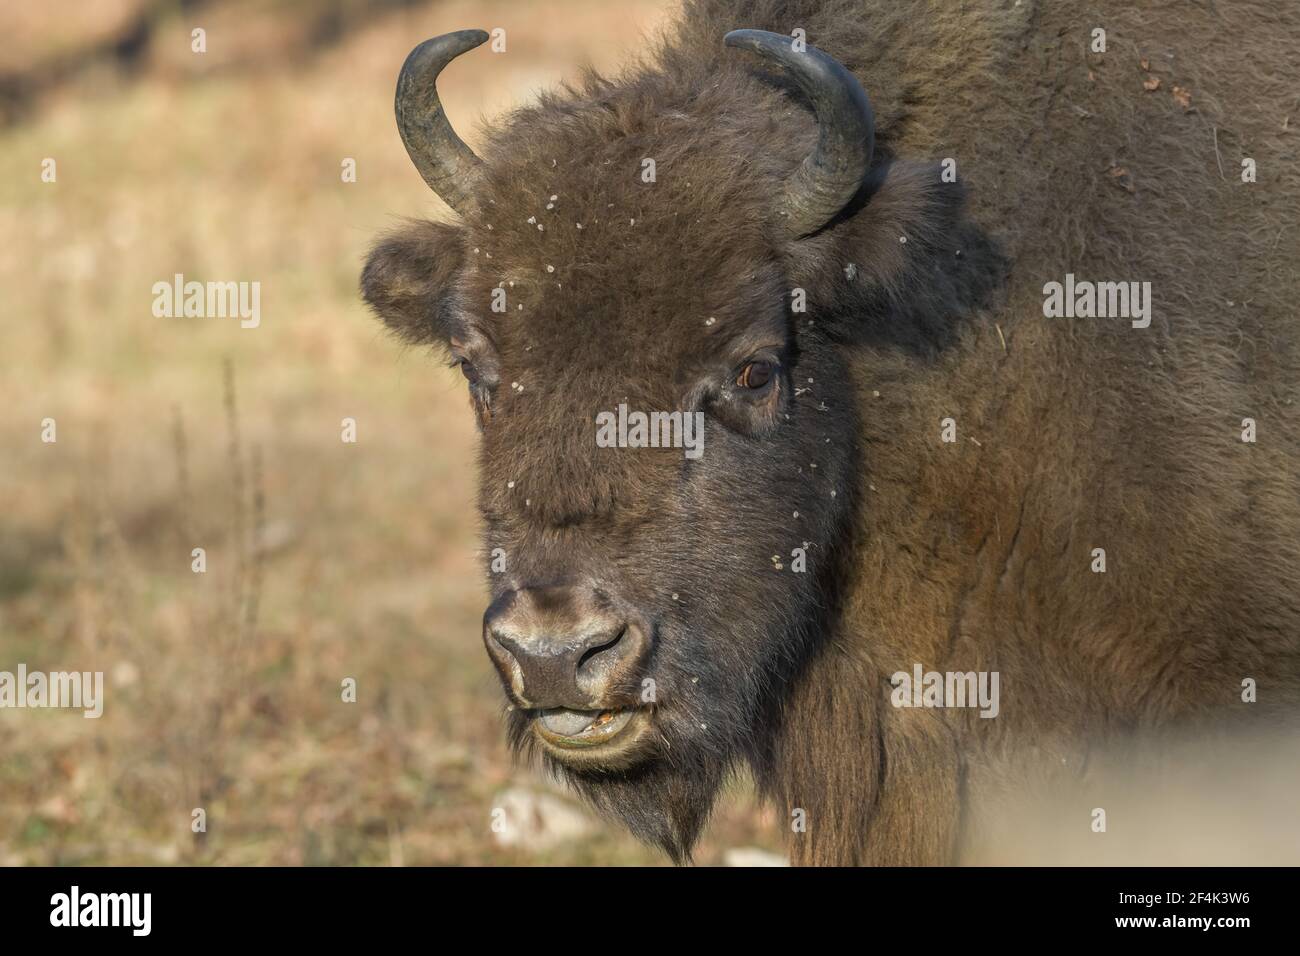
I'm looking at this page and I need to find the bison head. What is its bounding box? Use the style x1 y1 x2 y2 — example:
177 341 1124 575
363 28 970 859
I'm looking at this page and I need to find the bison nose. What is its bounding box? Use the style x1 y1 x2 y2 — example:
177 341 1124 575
482 587 650 709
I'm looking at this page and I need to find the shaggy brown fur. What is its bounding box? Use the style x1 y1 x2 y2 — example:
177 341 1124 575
363 0 1300 864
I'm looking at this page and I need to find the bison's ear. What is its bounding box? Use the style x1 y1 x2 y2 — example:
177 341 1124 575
361 219 466 347
783 160 1001 346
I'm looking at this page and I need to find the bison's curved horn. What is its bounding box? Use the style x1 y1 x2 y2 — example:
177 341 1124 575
724 29 875 238
395 29 488 215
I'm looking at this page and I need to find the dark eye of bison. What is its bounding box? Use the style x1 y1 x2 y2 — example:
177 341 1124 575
736 360 774 390
457 359 480 386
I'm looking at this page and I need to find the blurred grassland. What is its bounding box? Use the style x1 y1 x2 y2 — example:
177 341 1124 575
0 0 780 865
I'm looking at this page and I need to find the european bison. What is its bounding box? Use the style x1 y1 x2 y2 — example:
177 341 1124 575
362 0 1300 864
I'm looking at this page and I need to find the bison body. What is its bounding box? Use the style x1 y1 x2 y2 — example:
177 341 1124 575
364 0 1300 863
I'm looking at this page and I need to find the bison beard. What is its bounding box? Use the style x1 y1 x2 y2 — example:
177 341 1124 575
363 0 1300 864
507 707 727 862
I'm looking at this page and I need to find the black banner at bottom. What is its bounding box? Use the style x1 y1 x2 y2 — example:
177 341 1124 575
0 866 1286 941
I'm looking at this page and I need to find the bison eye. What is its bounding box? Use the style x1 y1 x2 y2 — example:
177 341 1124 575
456 359 480 386
736 360 774 390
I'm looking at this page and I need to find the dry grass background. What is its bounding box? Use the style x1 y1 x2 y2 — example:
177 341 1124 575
0 0 783 866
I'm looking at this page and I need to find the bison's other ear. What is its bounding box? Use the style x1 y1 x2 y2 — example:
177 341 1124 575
784 160 1003 349
361 219 466 347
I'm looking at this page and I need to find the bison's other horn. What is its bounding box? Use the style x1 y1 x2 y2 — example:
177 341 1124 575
395 29 488 215
724 29 875 238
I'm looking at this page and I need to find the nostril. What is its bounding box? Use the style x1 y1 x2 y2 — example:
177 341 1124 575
577 626 626 673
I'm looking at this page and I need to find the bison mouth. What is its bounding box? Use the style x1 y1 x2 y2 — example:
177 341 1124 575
531 706 652 767
536 707 636 746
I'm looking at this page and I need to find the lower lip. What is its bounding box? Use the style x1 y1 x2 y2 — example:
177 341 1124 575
533 708 638 749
